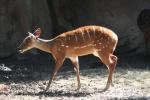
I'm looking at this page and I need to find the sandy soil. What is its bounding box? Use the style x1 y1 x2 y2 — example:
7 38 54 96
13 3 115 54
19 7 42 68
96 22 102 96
0 65 150 100
0 55 149 100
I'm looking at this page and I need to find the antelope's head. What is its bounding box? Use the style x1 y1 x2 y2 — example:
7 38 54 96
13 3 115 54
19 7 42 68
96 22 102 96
18 28 42 53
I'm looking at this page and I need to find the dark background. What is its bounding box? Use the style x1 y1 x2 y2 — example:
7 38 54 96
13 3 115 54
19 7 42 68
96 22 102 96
0 0 150 63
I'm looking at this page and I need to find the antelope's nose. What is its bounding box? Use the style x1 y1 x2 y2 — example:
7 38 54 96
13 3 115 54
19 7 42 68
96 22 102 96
18 49 23 53
17 46 23 53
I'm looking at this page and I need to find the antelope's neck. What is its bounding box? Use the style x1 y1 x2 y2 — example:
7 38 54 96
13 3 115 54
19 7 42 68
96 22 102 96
34 38 53 53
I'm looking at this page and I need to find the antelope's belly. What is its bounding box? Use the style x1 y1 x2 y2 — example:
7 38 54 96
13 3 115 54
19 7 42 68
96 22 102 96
66 45 94 57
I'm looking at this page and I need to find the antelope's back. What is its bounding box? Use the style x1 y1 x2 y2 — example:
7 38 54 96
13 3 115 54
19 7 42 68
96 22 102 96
57 25 117 47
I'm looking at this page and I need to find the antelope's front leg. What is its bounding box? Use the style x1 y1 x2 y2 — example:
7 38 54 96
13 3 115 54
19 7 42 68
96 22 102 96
69 56 81 90
45 57 65 92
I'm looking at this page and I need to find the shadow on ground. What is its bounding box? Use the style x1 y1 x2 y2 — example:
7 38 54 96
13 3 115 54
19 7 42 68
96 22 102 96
16 90 92 97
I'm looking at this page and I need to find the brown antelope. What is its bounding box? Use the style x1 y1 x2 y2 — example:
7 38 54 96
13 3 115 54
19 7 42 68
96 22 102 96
18 25 118 92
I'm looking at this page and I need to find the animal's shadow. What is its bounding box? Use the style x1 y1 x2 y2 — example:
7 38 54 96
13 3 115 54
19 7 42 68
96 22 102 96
16 90 92 97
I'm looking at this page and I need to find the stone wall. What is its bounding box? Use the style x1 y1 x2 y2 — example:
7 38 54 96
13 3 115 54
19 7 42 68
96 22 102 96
0 0 150 59
0 0 52 58
55 0 150 55
137 9 150 55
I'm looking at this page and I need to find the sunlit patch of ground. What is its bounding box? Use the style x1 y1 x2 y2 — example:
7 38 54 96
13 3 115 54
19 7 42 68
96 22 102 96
0 64 150 100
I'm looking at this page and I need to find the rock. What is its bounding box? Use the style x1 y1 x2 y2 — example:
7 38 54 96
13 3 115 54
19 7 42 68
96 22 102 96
0 0 150 58
137 9 150 55
56 0 150 55
0 64 12 72
0 0 52 58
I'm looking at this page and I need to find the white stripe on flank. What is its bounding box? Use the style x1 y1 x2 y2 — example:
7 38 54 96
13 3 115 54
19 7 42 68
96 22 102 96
100 27 103 34
75 34 78 42
74 47 79 49
68 36 70 41
102 27 104 34
92 26 95 35
86 30 91 41
79 29 85 42
61 44 65 47
66 45 69 48
74 44 93 50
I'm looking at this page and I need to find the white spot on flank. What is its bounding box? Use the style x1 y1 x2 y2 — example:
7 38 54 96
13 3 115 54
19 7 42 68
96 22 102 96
74 44 93 50
82 45 87 48
98 49 101 51
74 47 79 49
66 46 69 48
61 44 65 47
79 29 85 42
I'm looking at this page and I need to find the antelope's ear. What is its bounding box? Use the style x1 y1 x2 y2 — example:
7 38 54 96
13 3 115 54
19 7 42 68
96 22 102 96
33 28 42 38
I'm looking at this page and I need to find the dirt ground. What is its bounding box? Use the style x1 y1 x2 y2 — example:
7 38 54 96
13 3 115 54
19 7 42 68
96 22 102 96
0 55 150 100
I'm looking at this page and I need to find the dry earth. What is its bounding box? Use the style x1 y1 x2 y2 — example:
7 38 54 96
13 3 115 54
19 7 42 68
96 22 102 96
0 55 150 100
0 64 150 100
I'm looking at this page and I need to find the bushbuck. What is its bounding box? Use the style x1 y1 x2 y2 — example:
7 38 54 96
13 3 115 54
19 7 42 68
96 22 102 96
18 25 118 92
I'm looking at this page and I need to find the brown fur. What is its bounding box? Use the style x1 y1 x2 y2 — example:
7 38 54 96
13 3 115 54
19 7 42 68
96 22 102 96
18 25 118 92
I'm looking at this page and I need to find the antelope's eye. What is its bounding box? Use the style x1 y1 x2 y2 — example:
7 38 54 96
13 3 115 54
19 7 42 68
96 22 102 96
25 38 31 44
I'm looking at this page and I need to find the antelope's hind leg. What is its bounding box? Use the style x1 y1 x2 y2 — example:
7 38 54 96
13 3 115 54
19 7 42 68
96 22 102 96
109 54 117 86
93 51 117 92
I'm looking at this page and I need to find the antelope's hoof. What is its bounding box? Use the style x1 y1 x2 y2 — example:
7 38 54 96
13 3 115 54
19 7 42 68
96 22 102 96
75 85 81 91
111 83 114 87
99 84 110 93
